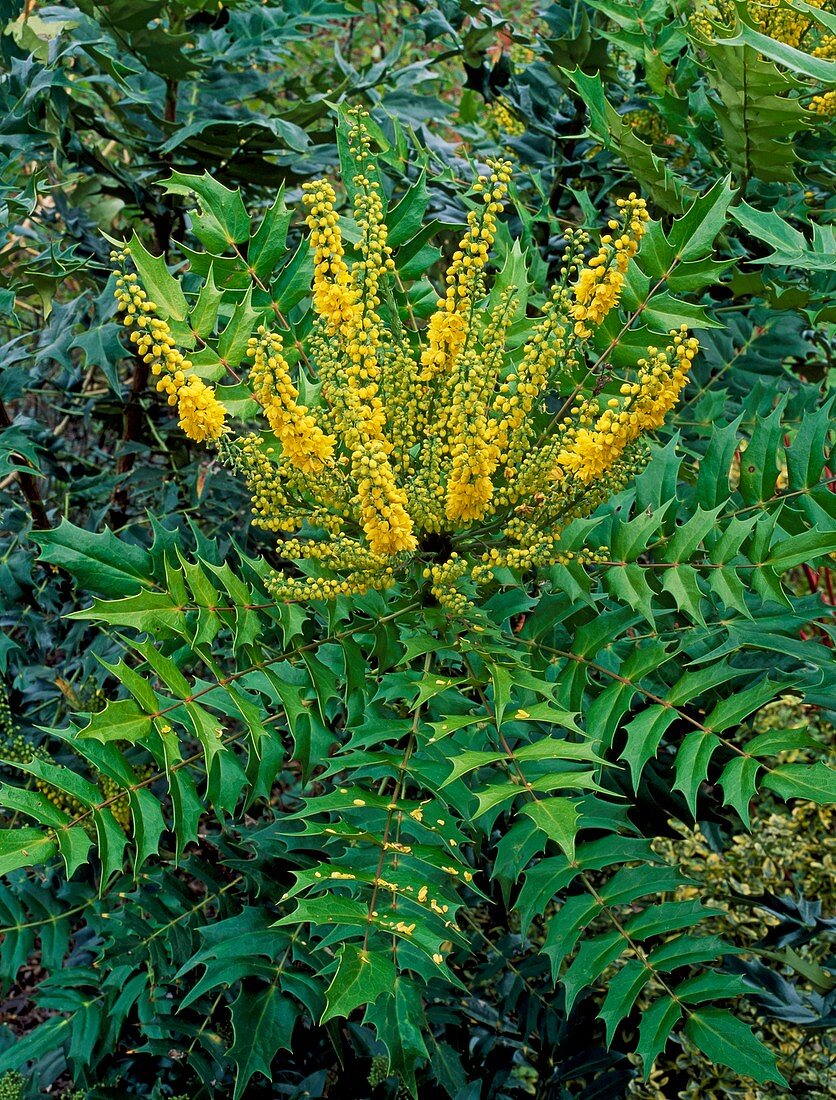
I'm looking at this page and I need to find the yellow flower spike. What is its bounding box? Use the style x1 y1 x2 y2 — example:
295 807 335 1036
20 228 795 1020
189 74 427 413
570 194 649 338
303 179 357 335
418 158 512 386
411 159 513 531
556 327 698 485
248 327 335 474
301 108 418 556
112 249 227 444
175 375 227 443
490 284 574 476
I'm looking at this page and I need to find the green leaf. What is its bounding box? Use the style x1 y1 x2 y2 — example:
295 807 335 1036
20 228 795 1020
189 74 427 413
718 755 761 828
189 264 224 339
761 762 836 804
674 971 751 1004
672 731 721 819
719 23 836 84
520 798 580 860
0 828 58 874
56 826 94 878
705 679 794 733
605 564 656 625
321 943 395 1023
364 978 429 1096
441 749 506 787
94 808 127 885
165 171 251 251
34 521 152 597
79 698 154 744
130 787 165 874
599 864 686 907
217 285 260 368
0 1016 69 1074
636 995 681 1076
624 899 720 940
743 728 821 757
700 39 809 184
272 238 313 311
731 201 835 271
127 231 189 321
249 187 292 282
228 984 299 1100
542 894 603 976
620 706 678 791
387 171 430 249
648 934 735 972
696 417 740 508
665 506 725 560
666 178 736 262
0 784 70 828
1 755 99 808
71 322 130 391
488 239 531 321
70 591 185 636
792 0 836 33
562 931 624 1013
684 1008 787 1085
767 529 836 570
661 566 706 625
428 1039 468 1098
599 960 651 1046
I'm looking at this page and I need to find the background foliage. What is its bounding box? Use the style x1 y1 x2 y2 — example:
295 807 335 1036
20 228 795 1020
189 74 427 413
0 1 834 1098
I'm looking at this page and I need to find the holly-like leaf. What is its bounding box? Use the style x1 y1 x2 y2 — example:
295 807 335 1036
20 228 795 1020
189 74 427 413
34 521 152 597
684 1008 787 1085
521 798 580 860
0 828 58 874
636 995 681 1075
228 984 299 1100
164 171 251 252
321 943 395 1023
717 755 761 828
761 762 836 804
364 979 429 1096
126 231 189 321
79 698 154 744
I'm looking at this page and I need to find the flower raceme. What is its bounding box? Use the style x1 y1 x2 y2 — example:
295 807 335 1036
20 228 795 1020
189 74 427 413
113 276 227 444
112 110 699 611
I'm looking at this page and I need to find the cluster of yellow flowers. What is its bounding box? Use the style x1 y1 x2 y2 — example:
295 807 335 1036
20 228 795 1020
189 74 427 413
809 87 836 113
692 0 834 48
569 195 649 337
112 266 227 443
113 109 698 611
754 0 831 49
486 97 525 137
691 0 836 118
625 109 671 146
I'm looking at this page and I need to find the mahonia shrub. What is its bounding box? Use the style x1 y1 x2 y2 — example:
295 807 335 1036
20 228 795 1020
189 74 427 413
112 109 696 613
2 109 836 1098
